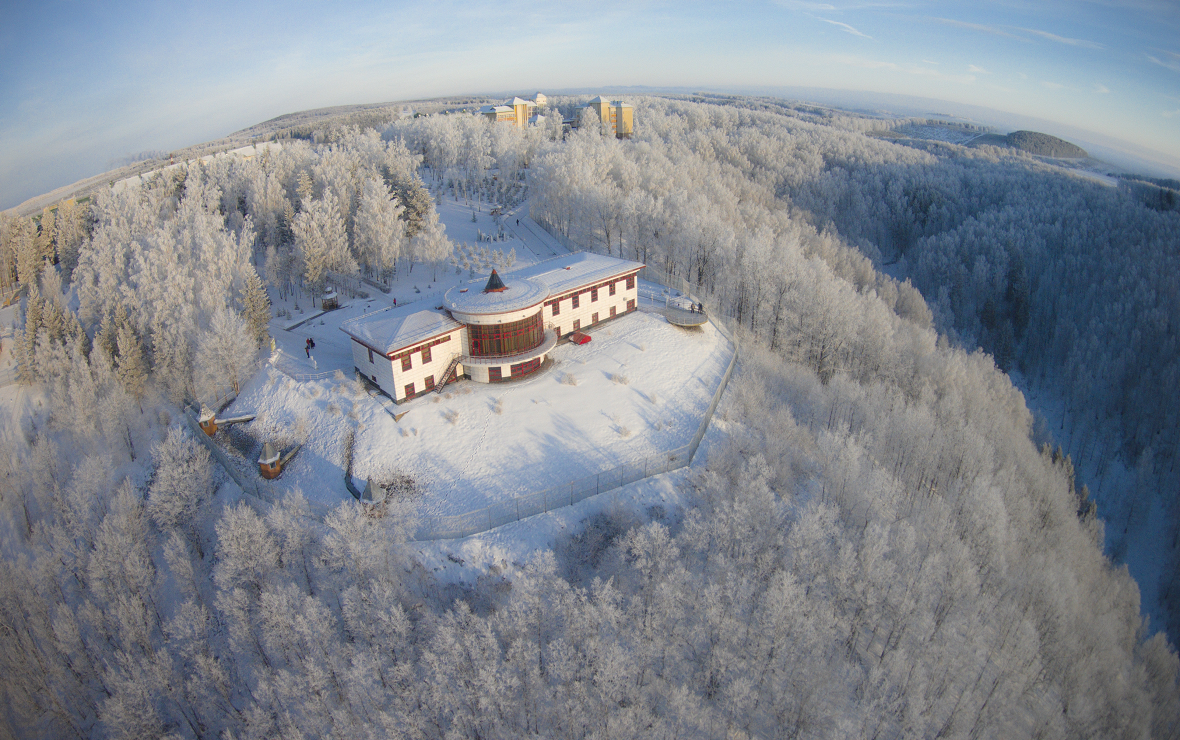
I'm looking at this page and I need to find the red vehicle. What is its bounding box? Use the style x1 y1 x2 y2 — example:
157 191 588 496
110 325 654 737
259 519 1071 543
569 331 591 345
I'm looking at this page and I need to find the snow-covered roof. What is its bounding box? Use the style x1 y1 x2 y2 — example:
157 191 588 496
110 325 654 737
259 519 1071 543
444 275 550 315
587 96 608 104
508 97 534 106
340 306 463 354
508 252 645 298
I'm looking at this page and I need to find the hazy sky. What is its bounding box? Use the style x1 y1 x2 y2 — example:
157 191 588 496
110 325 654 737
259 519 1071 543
3 0 1179 209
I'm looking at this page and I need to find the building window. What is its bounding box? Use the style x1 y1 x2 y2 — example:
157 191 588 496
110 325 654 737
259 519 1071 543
551 301 560 316
510 357 541 377
425 375 435 391
404 382 415 398
626 299 636 311
422 345 432 364
572 293 580 309
609 282 616 296
367 348 374 363
371 374 377 383
610 306 616 318
467 312 545 358
591 288 598 302
573 319 580 331
402 355 412 372
554 325 560 337
489 367 502 382
626 275 635 290
591 312 598 324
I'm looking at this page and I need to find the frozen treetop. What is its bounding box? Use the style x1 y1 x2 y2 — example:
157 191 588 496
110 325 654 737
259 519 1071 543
444 275 549 315
340 305 463 354
509 251 645 298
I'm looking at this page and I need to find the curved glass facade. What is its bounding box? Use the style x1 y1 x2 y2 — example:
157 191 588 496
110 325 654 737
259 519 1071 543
467 311 544 358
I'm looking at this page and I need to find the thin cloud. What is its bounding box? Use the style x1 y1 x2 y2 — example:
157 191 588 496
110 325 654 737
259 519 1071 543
1094 83 1110 93
1148 50 1180 72
967 64 988 74
933 18 1025 40
773 0 838 10
1042 81 1066 89
922 59 939 65
1018 28 1105 49
831 55 976 83
1163 109 1180 118
819 18 872 38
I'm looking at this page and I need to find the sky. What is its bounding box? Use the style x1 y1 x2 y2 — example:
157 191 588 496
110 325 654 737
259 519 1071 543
3 0 1180 210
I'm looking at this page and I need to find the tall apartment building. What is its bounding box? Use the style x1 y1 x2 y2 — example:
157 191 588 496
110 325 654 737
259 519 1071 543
479 94 546 128
583 96 634 139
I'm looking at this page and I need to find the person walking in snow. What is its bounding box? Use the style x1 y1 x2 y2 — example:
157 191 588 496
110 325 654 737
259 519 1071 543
305 339 312 358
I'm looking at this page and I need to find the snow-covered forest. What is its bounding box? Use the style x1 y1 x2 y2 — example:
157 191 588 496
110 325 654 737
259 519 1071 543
0 95 1177 738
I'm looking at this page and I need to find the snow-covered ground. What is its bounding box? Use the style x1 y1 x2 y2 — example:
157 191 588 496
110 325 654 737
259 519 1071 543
218 195 732 537
226 309 729 521
893 123 986 145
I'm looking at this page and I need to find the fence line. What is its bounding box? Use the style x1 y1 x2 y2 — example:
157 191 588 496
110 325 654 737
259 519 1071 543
184 408 273 506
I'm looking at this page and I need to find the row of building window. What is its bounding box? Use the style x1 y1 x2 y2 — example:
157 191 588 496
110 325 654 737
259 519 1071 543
549 274 635 317
403 375 436 399
468 312 545 358
555 300 634 337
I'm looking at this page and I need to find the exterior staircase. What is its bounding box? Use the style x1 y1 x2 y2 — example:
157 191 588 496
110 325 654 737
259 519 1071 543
437 355 462 392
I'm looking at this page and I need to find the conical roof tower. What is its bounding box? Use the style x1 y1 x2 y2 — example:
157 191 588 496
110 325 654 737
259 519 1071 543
483 270 507 293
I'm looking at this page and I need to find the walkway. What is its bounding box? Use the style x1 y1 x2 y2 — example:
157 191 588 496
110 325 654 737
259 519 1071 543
502 204 570 261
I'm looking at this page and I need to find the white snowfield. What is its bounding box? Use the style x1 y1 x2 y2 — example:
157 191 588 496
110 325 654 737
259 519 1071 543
229 305 730 527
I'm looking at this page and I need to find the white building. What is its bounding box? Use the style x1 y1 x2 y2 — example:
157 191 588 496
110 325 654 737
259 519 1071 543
340 252 644 402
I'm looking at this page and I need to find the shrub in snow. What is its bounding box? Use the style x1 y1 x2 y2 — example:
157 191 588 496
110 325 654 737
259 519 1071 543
444 409 460 424
563 373 578 386
327 403 341 416
611 373 629 385
618 426 631 438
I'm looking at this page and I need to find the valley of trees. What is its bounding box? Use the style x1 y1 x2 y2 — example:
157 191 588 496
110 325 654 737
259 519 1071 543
0 95 1177 738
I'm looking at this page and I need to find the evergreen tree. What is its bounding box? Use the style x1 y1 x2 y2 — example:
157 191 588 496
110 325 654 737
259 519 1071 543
240 265 272 348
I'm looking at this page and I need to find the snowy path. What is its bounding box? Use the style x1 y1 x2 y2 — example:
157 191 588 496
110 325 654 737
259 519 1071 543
501 204 570 260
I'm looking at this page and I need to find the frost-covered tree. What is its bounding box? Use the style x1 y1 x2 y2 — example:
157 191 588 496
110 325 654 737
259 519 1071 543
239 264 271 347
354 177 405 280
195 307 256 398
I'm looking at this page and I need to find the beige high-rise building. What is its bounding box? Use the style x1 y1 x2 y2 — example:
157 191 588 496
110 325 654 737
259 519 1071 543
583 96 634 139
479 94 545 128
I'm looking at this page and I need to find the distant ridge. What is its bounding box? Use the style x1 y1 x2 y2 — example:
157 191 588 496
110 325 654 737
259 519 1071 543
973 130 1087 158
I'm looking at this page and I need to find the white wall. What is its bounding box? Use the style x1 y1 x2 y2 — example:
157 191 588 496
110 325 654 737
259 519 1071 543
352 330 465 402
544 273 639 337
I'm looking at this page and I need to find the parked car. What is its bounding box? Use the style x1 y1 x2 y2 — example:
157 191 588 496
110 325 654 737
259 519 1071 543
569 331 591 345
